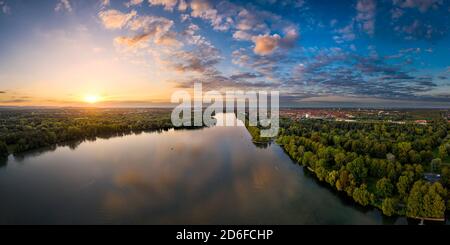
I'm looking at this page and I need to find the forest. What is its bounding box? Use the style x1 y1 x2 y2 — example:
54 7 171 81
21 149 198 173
0 108 183 157
277 117 450 220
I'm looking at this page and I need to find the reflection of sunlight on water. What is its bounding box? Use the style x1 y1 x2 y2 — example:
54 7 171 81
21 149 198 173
214 113 245 127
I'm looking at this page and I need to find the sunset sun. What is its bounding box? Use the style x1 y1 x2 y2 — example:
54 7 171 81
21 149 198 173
84 95 101 104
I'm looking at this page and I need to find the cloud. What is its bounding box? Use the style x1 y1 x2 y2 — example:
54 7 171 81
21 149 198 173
178 0 188 11
0 1 11 14
333 22 356 43
0 99 31 104
392 0 443 12
125 0 143 8
251 27 299 55
55 0 72 13
390 8 404 19
279 26 300 49
189 0 236 31
395 19 444 40
229 72 262 80
127 14 173 32
262 0 306 9
113 14 180 48
100 0 110 7
98 9 137 29
149 0 178 11
171 43 221 73
252 34 281 55
356 0 376 36
282 48 446 102
114 33 153 47
232 30 253 41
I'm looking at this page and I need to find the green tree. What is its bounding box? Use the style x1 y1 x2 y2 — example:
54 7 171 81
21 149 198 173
381 198 397 217
408 150 421 164
376 178 394 198
326 170 339 186
396 175 412 202
346 157 367 183
336 170 350 191
334 152 346 168
406 181 447 219
352 184 373 207
438 144 448 159
397 142 412 163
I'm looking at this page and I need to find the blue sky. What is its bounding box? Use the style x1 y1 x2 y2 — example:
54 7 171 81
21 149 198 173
0 0 449 107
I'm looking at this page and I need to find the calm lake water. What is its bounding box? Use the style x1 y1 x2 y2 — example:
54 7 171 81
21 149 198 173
0 113 410 225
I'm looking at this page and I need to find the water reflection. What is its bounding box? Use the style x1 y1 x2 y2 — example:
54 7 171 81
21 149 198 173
0 113 411 224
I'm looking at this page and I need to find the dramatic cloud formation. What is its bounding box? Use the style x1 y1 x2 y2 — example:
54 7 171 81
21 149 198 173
0 0 449 106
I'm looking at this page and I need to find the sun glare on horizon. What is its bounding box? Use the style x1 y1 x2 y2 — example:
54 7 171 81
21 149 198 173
84 95 101 104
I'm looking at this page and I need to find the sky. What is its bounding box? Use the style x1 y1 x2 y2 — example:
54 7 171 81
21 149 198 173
0 0 449 107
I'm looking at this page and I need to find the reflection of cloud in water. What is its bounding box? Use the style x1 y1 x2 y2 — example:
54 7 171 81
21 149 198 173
101 120 300 224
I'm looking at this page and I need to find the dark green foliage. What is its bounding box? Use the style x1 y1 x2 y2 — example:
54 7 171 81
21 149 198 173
375 178 394 198
0 108 185 154
381 198 397 217
278 116 450 218
352 184 373 207
406 181 447 219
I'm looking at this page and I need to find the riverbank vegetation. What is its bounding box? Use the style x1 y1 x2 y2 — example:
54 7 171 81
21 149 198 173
0 108 190 157
277 117 450 220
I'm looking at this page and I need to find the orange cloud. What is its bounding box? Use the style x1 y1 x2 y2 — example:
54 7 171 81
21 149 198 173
252 34 281 55
98 9 137 29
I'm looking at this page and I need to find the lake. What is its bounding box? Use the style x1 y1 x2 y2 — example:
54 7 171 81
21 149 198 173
0 113 409 224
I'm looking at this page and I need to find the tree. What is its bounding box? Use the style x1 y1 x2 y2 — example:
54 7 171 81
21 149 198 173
397 142 412 163
0 141 8 158
408 150 421 164
336 170 350 191
376 178 394 198
396 175 412 202
382 198 397 217
346 157 367 183
430 158 442 173
438 144 448 159
315 164 328 181
334 152 346 168
419 150 433 165
406 181 447 219
352 184 373 207
326 170 339 186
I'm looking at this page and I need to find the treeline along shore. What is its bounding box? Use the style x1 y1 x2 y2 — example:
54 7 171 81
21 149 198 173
276 116 450 221
0 108 202 158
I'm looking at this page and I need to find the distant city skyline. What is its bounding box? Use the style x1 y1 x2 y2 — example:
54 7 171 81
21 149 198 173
0 0 449 107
